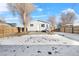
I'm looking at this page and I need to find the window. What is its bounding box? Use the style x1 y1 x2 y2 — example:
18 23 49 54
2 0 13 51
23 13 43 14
30 24 33 27
41 24 45 27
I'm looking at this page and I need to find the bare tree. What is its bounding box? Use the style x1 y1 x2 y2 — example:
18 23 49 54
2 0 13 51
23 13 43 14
66 12 76 25
60 10 76 33
48 16 56 32
7 3 35 33
60 13 67 32
67 11 76 33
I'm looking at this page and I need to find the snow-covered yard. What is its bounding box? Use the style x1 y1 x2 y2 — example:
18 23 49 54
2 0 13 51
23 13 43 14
54 32 79 41
0 45 79 56
0 34 79 45
0 33 79 56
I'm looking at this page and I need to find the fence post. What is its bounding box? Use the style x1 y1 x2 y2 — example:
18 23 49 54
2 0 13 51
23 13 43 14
72 25 74 33
64 26 65 32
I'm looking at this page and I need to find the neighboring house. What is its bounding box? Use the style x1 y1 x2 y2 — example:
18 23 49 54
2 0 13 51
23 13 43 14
27 20 51 32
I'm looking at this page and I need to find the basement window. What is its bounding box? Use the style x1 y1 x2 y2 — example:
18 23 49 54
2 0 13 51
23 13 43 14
30 24 33 27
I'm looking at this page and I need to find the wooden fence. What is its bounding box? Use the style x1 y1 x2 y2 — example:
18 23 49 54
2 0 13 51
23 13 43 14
0 25 18 37
60 25 79 34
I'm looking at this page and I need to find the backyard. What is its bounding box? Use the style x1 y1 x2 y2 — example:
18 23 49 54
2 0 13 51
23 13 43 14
0 3 79 56
0 32 79 55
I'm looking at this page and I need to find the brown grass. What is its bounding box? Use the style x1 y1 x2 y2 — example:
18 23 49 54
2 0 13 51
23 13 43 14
0 31 53 38
0 32 29 38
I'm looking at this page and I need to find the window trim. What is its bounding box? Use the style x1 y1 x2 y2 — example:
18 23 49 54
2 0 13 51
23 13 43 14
30 24 34 27
41 24 45 27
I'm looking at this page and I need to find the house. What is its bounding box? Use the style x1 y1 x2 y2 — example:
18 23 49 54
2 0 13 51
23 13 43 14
27 20 51 32
16 20 56 32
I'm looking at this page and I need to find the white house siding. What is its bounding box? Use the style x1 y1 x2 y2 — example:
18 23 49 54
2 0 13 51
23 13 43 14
27 21 39 31
27 20 51 31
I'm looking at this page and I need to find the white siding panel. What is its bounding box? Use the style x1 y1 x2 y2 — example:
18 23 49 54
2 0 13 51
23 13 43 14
27 20 50 31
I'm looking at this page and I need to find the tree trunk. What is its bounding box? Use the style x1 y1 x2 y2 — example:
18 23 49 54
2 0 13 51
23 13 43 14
24 24 27 33
23 13 27 33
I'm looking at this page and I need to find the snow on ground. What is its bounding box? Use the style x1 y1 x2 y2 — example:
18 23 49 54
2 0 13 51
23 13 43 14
0 33 79 55
54 32 79 41
0 34 79 45
0 45 79 56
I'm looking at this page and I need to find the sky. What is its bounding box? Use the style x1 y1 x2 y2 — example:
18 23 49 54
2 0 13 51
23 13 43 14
0 3 79 26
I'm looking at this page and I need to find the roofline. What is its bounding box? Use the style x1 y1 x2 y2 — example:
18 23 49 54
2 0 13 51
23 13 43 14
32 20 50 24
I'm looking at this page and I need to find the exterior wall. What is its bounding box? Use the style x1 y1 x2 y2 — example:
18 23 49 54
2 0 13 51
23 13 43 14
27 21 51 31
27 21 39 31
38 21 50 31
